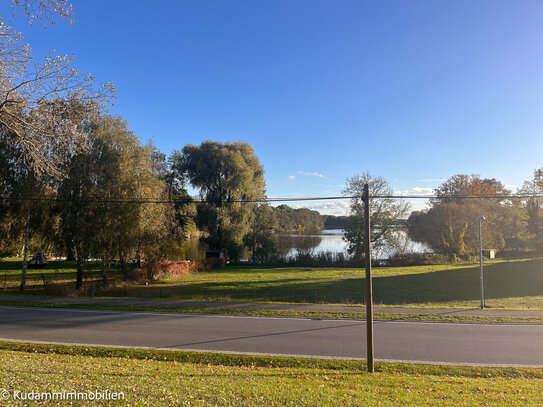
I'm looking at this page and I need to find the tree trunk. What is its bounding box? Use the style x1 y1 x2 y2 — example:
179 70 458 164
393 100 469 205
19 212 30 291
66 245 76 261
100 257 108 285
136 243 142 268
119 247 128 277
252 233 256 264
75 239 83 290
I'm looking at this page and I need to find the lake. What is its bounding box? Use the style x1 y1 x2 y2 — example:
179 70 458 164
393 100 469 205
179 229 431 260
272 229 431 259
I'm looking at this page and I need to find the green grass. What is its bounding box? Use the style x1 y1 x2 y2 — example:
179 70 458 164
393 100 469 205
2 257 543 309
1 299 542 324
0 341 541 406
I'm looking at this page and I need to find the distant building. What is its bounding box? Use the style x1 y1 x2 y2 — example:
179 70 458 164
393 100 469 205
205 249 225 259
482 249 496 259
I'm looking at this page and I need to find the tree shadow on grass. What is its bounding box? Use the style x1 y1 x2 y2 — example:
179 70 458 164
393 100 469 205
121 259 543 305
372 258 543 305
3 259 542 307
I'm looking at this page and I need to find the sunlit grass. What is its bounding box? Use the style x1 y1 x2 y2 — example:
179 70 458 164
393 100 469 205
1 257 543 309
0 342 542 406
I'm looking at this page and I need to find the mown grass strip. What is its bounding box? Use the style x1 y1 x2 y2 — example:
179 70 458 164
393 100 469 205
1 346 542 406
1 340 541 379
0 300 542 324
2 257 543 310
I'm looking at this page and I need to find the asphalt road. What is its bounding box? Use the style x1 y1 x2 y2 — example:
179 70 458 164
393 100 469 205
0 306 542 366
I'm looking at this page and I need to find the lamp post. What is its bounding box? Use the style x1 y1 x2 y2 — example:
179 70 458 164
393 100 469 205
478 215 486 309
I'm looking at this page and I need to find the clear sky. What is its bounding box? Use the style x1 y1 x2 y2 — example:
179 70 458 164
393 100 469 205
5 0 543 214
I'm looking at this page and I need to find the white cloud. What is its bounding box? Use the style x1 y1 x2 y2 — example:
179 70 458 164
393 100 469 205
289 201 350 216
505 184 520 192
288 175 295 180
412 187 435 195
297 171 329 179
396 187 435 196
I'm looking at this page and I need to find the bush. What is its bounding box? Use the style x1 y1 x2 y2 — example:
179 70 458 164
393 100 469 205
136 260 205 281
504 238 529 250
383 253 441 267
204 258 226 271
258 250 365 268
496 248 534 258
254 250 450 268
126 267 149 282
160 260 204 277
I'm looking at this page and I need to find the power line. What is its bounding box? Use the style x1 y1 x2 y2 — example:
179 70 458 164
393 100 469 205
0 193 542 204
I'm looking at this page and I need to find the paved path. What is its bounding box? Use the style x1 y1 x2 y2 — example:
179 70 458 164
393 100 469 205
0 306 542 366
1 294 542 318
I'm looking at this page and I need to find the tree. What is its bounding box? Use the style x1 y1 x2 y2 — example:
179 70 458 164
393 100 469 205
243 204 276 264
171 141 265 261
269 205 324 233
0 125 58 290
59 115 168 288
342 173 410 259
408 202 481 260
0 0 114 178
162 151 196 250
434 174 508 204
408 174 521 260
519 169 543 241
9 1 74 25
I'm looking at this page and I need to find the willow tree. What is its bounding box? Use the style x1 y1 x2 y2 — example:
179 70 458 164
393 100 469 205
172 141 265 261
0 0 114 289
59 116 169 288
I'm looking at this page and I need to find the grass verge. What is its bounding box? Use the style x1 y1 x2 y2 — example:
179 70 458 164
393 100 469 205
2 257 543 310
0 300 542 324
0 340 541 406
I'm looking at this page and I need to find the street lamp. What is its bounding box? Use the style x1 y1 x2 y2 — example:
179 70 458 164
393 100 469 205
478 215 486 309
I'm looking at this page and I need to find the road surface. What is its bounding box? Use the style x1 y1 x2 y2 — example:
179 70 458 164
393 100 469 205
0 306 541 366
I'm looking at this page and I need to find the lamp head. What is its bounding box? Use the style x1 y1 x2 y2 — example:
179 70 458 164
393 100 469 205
478 215 486 221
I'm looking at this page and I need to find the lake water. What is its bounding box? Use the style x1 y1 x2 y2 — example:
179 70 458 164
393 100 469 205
179 229 430 260
272 229 431 259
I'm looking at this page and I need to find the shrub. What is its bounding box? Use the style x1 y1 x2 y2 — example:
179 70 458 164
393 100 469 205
160 260 203 277
384 253 439 267
136 260 205 281
126 267 149 282
496 248 534 258
204 258 226 271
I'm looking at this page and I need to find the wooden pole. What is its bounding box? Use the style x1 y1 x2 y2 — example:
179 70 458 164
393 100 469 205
479 217 485 309
363 183 374 373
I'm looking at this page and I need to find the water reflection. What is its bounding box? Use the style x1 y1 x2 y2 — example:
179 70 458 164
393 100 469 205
179 229 430 260
178 238 207 260
272 234 323 256
272 229 344 257
273 229 430 259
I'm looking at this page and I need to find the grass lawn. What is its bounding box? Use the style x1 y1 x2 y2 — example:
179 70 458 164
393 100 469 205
1 257 543 309
0 342 541 406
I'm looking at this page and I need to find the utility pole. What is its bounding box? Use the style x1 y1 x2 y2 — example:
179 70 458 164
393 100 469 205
478 215 485 309
363 183 374 373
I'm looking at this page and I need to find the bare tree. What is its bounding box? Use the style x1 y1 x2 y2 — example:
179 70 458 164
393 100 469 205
0 1 115 178
9 0 74 25
343 173 410 259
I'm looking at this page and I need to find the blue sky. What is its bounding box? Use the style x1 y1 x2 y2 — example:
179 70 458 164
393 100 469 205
5 0 543 214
